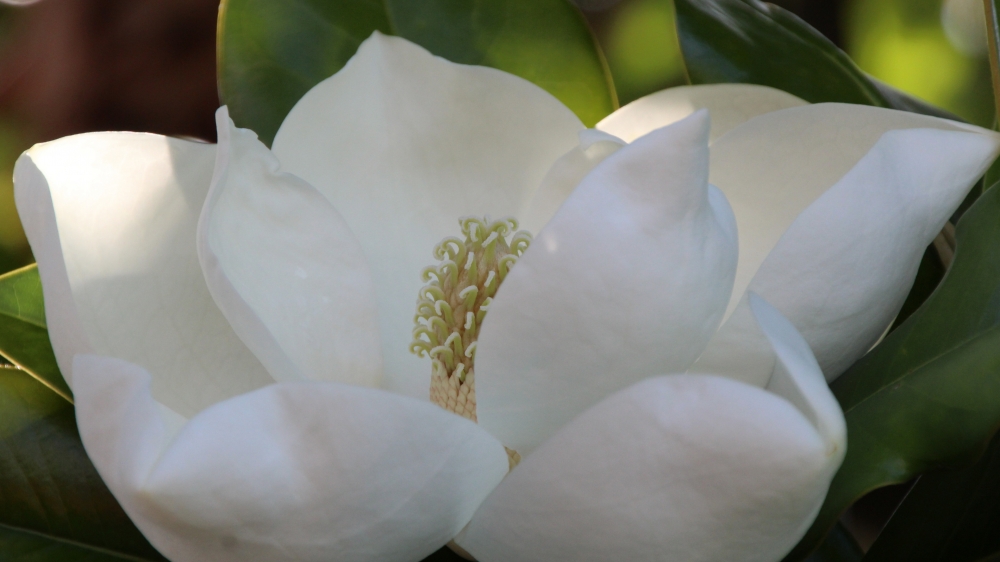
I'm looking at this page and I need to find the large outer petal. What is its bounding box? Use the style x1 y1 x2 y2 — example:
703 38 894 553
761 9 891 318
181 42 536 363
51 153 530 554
596 84 807 143
13 133 272 417
198 108 382 387
271 33 584 399
475 111 738 454
699 104 1000 379
459 296 844 562
73 354 509 562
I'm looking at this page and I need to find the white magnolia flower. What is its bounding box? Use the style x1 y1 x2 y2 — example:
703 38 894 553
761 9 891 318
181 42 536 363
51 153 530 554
13 33 1000 562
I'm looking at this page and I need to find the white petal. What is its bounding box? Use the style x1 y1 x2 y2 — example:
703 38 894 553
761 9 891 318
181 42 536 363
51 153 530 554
459 297 844 562
707 104 1000 378
271 33 584 400
597 84 807 144
198 108 382 387
749 294 845 451
523 85 805 243
520 129 626 235
711 103 996 318
691 295 774 388
73 353 509 562
13 134 272 417
475 111 738 454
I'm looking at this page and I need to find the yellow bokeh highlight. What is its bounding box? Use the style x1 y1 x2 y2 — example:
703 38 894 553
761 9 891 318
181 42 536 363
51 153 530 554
845 0 993 126
604 0 686 104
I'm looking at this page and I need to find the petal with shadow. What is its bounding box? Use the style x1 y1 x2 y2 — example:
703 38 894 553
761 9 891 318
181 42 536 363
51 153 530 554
14 133 271 417
73 354 509 562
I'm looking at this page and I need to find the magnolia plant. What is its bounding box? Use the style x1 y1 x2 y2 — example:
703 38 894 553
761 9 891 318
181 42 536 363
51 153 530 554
5 1 1000 562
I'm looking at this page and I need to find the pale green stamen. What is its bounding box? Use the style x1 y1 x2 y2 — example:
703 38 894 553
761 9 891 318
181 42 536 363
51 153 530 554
410 216 530 468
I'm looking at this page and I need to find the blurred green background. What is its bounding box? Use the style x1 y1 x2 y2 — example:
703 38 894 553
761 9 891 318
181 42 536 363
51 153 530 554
0 0 994 276
589 0 994 123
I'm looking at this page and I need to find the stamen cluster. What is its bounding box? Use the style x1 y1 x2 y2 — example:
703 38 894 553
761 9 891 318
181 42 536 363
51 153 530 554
410 216 531 425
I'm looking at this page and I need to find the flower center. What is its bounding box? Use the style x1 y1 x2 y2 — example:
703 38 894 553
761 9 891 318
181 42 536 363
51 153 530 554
411 216 530 469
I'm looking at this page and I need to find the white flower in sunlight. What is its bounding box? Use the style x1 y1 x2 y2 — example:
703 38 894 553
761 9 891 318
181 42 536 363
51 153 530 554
12 32 1000 562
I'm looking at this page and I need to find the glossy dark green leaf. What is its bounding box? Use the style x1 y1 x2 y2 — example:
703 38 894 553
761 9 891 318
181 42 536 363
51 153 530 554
784 182 1000 560
674 0 885 105
673 0 961 120
0 366 165 561
218 0 616 145
0 263 46 327
0 265 70 400
804 523 862 562
887 245 945 332
863 431 1000 562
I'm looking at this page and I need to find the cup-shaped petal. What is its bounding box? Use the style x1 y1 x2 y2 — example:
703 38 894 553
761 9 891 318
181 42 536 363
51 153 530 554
521 129 626 234
522 84 806 248
73 354 510 562
271 32 585 399
14 133 272 416
198 108 382 387
597 84 807 143
475 111 738 454
459 297 844 562
701 104 1000 379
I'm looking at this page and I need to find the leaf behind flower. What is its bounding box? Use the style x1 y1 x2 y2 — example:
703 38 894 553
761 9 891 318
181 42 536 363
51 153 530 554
784 183 1000 560
0 265 70 401
217 0 617 145
0 366 166 561
673 0 963 120
863 430 1000 562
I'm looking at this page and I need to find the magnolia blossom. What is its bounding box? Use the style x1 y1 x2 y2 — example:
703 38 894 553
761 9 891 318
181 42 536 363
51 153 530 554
13 33 1000 562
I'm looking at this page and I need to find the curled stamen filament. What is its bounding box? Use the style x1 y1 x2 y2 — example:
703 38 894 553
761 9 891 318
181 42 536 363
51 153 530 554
434 237 466 261
498 255 518 280
460 286 478 309
434 300 454 326
410 341 432 357
422 286 446 302
412 326 439 347
445 332 464 359
430 345 455 369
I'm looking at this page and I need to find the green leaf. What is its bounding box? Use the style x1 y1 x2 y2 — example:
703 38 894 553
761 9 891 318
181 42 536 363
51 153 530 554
0 525 156 562
673 0 962 120
0 263 46 328
0 265 70 400
674 0 983 347
784 182 1000 560
803 523 862 562
887 245 945 332
674 0 885 105
0 366 165 561
863 430 1000 562
218 0 616 145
